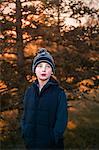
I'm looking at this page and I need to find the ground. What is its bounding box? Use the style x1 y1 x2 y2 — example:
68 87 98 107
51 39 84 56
64 99 99 149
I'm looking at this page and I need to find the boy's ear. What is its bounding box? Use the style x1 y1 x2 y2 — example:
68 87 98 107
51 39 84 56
51 72 53 75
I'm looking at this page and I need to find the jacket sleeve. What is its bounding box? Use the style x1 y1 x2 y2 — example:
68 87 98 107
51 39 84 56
53 90 68 144
20 87 30 137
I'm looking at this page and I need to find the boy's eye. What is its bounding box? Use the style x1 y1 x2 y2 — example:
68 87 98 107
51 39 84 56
38 65 42 67
46 65 50 68
37 63 51 68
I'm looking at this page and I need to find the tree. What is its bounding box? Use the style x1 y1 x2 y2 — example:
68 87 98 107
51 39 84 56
16 0 24 81
0 0 46 82
0 0 98 112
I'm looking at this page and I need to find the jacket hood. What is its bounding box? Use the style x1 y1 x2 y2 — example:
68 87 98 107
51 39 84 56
34 76 59 86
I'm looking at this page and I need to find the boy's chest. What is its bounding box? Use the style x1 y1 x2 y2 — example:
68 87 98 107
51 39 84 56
27 88 58 111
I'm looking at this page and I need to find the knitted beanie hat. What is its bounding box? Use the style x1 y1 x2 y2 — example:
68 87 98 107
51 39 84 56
32 48 55 73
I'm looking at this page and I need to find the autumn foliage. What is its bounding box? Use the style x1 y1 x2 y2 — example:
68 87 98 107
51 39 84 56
0 0 99 149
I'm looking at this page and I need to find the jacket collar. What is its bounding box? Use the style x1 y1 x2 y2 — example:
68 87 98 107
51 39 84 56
32 77 59 93
34 76 58 86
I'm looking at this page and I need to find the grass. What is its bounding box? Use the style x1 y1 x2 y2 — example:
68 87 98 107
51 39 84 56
64 99 99 149
64 127 99 149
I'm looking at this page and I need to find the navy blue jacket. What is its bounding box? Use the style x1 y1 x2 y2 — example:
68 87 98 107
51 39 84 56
21 77 68 149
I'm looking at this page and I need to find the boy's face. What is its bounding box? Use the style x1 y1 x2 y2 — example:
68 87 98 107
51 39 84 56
35 62 53 81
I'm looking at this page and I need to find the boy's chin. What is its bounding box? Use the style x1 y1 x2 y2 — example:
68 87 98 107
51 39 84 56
39 77 50 81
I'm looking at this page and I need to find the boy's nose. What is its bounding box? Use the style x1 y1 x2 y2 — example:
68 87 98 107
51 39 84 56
42 66 46 71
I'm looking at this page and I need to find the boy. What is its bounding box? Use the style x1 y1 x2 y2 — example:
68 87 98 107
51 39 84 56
21 48 68 149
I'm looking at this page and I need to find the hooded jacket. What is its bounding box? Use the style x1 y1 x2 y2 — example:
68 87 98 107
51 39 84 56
21 77 68 149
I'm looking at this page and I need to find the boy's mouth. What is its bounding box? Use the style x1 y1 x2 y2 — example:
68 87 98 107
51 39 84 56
41 73 46 76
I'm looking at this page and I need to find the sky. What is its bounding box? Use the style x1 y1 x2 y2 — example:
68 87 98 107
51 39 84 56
1 0 99 27
2 0 99 14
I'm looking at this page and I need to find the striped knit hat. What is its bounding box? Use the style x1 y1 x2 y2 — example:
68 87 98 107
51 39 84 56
32 48 55 73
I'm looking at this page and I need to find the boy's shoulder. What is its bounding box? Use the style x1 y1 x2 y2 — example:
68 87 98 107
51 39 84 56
57 85 65 92
57 85 67 97
25 83 34 93
53 85 66 98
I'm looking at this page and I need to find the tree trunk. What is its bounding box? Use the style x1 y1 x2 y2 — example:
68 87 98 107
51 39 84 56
16 0 25 82
56 0 61 50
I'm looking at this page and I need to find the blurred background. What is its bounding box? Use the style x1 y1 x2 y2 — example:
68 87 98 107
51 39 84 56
0 0 99 149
